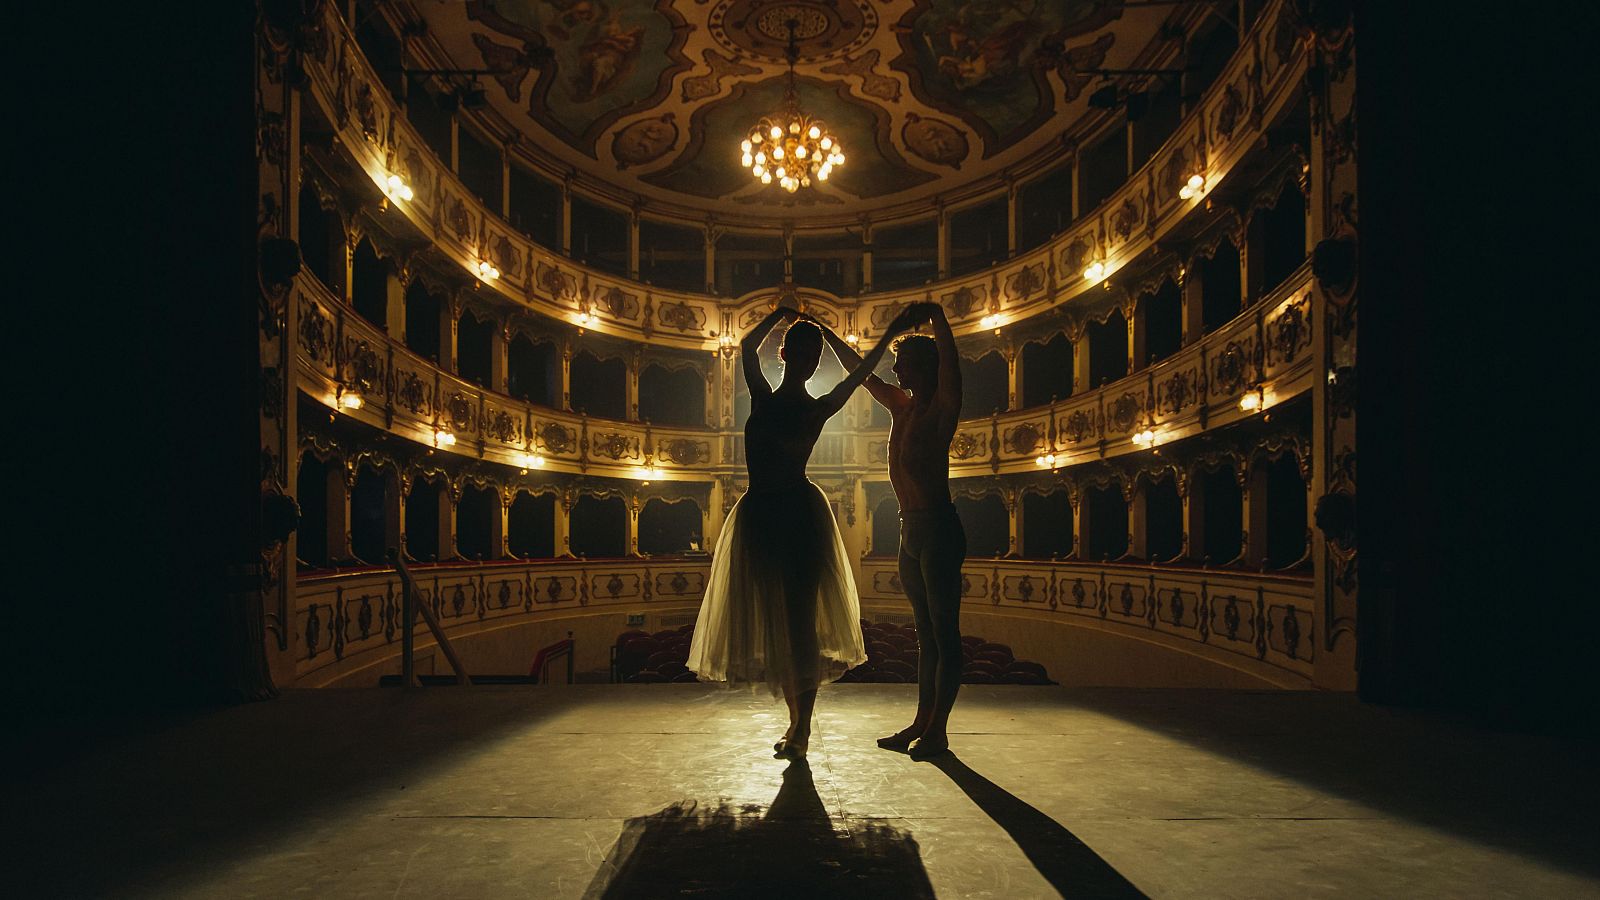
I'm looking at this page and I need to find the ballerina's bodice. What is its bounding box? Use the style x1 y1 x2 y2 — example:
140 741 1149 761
743 390 826 491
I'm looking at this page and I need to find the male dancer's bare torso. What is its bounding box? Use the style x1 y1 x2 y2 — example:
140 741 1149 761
887 397 954 512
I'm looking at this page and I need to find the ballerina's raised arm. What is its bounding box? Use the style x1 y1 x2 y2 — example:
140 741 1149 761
740 305 800 400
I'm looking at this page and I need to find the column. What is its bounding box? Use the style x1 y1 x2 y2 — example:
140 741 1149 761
860 220 874 294
559 337 573 411
1071 329 1091 395
555 491 573 557
382 269 406 342
628 209 641 280
440 294 461 373
704 224 717 294
1069 156 1082 219
559 179 573 256
1180 265 1205 345
440 483 460 562
1005 180 1019 259
1128 302 1145 373
382 471 403 562
626 495 641 556
625 349 641 422
1005 344 1022 411
1006 491 1023 559
327 464 353 563
1069 490 1086 560
704 363 718 427
1240 222 1264 308
1180 472 1205 563
490 489 508 560
1128 482 1149 560
491 321 510 394
1243 463 1269 569
448 116 459 173
500 149 511 218
936 205 949 281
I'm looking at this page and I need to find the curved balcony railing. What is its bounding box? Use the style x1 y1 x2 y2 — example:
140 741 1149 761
289 554 1310 688
299 0 1308 349
296 262 1311 480
860 557 1314 687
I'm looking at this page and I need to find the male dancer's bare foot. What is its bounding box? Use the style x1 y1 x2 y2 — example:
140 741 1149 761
774 729 810 760
907 733 949 760
876 724 927 751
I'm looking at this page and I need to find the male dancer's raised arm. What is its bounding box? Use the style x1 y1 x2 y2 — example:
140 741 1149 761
813 307 918 417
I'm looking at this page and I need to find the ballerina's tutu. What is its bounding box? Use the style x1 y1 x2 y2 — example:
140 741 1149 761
688 480 865 695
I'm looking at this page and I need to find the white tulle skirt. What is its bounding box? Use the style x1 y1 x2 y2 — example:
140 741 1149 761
688 480 865 696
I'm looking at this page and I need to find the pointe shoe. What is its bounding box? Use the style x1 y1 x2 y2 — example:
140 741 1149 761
908 736 949 761
775 736 809 760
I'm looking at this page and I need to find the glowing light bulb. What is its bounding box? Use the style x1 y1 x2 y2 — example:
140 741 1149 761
845 332 859 346
770 125 782 139
789 120 801 134
775 166 787 178
773 146 784 160
1187 173 1205 191
795 145 807 159
1239 392 1262 412
761 173 772 184
1132 428 1155 447
808 125 821 139
751 132 763 144
817 168 829 181
820 136 832 150
436 429 456 447
387 174 402 190
742 153 753 167
1083 261 1106 282
753 165 765 177
340 392 364 410
740 140 752 152
755 151 766 164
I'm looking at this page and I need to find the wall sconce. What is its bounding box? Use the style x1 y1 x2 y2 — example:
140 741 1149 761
1035 452 1058 469
337 387 364 411
434 427 457 447
1178 173 1206 201
473 258 500 281
979 313 1003 333
1082 260 1107 283
516 451 544 472
845 331 860 347
637 464 663 484
1131 428 1156 448
717 331 736 358
577 310 596 330
384 173 415 202
1239 386 1264 412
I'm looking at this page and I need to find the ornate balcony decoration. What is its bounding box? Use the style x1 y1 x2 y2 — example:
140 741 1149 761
297 0 1308 347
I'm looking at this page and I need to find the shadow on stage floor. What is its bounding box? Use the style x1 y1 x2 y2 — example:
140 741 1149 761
584 760 936 899
930 752 1147 898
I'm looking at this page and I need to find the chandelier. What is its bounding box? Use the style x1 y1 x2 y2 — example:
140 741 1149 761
739 18 844 193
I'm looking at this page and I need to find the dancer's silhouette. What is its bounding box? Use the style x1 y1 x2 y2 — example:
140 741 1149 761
689 304 918 758
816 302 965 759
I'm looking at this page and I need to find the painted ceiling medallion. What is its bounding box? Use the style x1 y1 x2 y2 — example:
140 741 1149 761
710 0 877 64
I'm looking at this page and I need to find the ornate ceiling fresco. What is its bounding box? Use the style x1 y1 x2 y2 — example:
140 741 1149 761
411 0 1177 221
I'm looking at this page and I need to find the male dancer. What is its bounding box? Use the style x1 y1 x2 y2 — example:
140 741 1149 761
813 301 965 759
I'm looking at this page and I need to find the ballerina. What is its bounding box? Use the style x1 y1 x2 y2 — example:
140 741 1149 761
688 304 917 759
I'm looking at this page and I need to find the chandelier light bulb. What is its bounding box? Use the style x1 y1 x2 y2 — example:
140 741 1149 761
742 153 753 167
741 140 752 152
762 173 772 184
770 125 782 139
808 125 821 139
773 146 784 159
795 145 807 158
